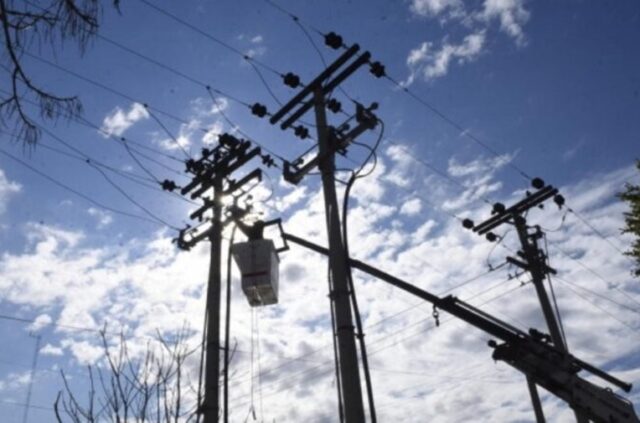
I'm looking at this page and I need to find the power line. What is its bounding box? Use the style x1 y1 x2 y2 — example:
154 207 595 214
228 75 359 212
260 0 633 277
136 0 284 79
556 282 640 334
226 280 525 411
32 126 182 228
22 51 208 133
226 274 517 397
0 399 53 413
554 276 640 316
0 148 164 227
31 129 197 206
552 241 640 309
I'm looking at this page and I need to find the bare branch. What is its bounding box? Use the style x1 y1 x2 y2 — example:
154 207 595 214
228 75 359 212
0 0 118 146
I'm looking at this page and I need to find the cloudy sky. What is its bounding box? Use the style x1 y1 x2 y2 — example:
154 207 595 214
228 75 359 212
1 0 640 421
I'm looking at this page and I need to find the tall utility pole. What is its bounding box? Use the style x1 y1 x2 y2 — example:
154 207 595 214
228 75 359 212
269 44 378 422
22 334 41 423
314 87 365 423
173 134 263 422
468 179 587 423
204 174 223 422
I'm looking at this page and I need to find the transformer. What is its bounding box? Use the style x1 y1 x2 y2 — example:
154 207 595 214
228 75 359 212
231 239 279 307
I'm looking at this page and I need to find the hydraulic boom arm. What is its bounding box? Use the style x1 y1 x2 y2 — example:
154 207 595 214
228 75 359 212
281 232 639 423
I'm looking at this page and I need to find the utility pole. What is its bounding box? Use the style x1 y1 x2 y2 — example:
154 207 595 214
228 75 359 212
22 333 40 423
314 87 366 423
466 178 588 423
171 134 265 422
268 43 378 422
275 227 638 423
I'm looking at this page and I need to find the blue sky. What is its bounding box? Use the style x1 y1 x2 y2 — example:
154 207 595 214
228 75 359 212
1 0 640 421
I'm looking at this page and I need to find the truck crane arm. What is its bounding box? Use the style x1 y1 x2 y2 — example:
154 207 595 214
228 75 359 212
280 231 639 423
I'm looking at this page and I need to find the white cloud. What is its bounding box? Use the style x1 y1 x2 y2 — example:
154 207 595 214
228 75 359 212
28 313 52 331
400 198 422 215
202 121 225 145
405 0 530 84
406 31 486 83
0 169 22 214
154 97 228 151
478 0 530 45
40 343 64 356
0 155 638 421
410 0 464 19
87 207 113 228
99 102 149 137
244 46 266 59
0 168 21 215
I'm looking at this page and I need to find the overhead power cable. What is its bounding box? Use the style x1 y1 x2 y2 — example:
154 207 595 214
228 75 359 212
261 0 632 273
31 128 198 206
551 241 640 309
554 276 640 316
227 279 525 410
136 0 284 78
0 148 164 227
227 272 515 394
556 282 640 334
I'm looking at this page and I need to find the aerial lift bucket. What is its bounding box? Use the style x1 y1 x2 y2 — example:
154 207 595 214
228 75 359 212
231 239 279 307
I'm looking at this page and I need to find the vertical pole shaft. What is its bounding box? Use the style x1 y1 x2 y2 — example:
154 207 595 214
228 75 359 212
526 376 546 423
514 215 590 422
22 334 41 423
313 88 366 423
513 216 566 351
203 176 224 423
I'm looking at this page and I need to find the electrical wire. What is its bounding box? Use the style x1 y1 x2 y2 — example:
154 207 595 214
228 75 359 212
1 129 156 189
0 148 164 227
340 119 385 422
136 0 284 78
88 156 180 229
0 85 187 171
226 279 526 410
551 241 640 309
556 282 640 334
223 225 237 423
205 87 287 163
32 127 198 206
543 233 568 347
22 51 199 131
260 0 632 271
256 308 265 422
554 276 640 317
195 312 207 423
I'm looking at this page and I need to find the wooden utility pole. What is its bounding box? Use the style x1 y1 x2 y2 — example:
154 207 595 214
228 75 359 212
314 87 366 422
269 44 378 422
468 180 588 423
203 174 223 422
173 135 263 422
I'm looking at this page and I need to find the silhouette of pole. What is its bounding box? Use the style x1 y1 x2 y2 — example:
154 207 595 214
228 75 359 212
513 215 588 423
513 215 566 350
203 175 223 423
22 334 41 423
527 376 545 423
313 87 366 422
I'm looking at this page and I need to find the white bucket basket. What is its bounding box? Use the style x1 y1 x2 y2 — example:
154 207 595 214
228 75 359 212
231 239 279 307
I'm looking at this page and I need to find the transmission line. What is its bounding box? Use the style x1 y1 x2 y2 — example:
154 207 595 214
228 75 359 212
0 148 164 227
261 0 634 273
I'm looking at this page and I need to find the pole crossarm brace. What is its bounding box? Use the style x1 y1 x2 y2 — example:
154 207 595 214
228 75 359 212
279 231 639 423
283 102 379 185
269 44 363 127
